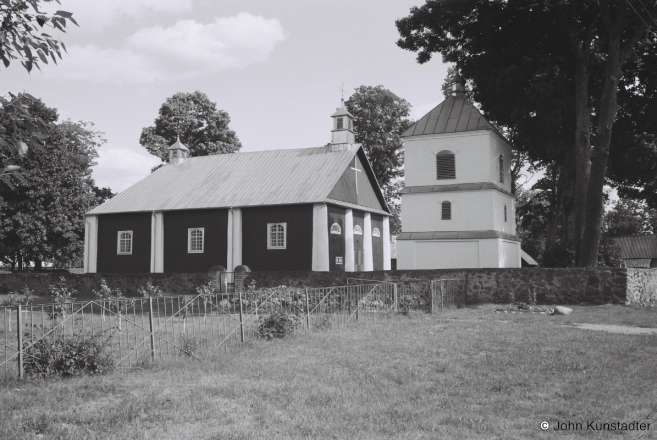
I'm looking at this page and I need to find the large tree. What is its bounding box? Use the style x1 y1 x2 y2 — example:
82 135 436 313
140 91 242 164
344 86 414 236
0 100 103 270
396 0 657 266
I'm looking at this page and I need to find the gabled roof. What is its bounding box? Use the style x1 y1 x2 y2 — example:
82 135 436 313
88 145 390 215
614 235 657 259
403 93 505 139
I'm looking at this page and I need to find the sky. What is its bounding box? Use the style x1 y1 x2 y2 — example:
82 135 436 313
2 0 460 193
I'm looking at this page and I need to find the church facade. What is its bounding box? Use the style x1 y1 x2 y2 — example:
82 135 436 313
84 104 391 274
397 75 521 269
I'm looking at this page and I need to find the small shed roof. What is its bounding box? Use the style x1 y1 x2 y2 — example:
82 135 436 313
614 235 657 259
402 93 506 140
88 145 390 215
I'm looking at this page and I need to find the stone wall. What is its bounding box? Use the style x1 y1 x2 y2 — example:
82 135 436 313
244 267 630 305
626 269 657 305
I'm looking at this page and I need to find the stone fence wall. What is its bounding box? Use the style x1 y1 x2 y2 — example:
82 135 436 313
1 267 655 305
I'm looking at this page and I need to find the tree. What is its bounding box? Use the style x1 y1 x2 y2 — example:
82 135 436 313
92 186 115 206
604 198 656 236
0 99 103 270
396 0 657 266
140 91 242 163
344 86 414 235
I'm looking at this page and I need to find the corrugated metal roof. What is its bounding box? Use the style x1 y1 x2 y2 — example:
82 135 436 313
623 259 652 268
614 235 657 259
89 145 390 215
402 93 506 139
521 249 539 266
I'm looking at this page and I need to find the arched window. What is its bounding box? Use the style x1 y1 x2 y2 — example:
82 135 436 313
330 223 342 234
499 154 505 184
372 227 381 237
436 150 456 180
441 201 452 220
353 225 363 235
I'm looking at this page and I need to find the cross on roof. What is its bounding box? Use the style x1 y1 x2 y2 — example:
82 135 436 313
351 157 361 194
340 82 346 102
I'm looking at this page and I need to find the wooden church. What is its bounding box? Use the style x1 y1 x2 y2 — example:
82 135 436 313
396 74 522 269
84 102 392 274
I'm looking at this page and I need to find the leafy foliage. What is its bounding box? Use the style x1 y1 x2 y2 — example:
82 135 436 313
0 285 35 306
0 0 76 73
138 280 163 298
47 276 76 320
93 278 134 314
605 198 656 236
345 86 414 235
258 310 303 339
140 91 242 164
23 334 114 378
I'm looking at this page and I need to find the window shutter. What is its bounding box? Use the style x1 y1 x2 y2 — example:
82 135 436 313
499 155 504 184
436 151 456 179
337 118 344 130
441 201 451 220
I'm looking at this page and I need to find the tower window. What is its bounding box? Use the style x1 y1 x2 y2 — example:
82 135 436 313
504 205 507 222
499 154 505 184
441 201 452 220
436 151 456 179
337 118 344 130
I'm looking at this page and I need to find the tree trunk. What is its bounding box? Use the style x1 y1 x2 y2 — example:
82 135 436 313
34 259 42 271
560 152 577 247
17 252 23 271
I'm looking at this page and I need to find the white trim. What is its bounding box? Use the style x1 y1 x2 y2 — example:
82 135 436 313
363 213 373 271
152 212 164 273
227 210 233 270
84 215 98 273
117 230 133 255
232 208 242 268
344 209 355 272
267 223 287 249
382 217 391 270
312 204 329 271
188 227 205 253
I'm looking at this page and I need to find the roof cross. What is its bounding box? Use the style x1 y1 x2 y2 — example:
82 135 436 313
340 82 346 102
351 157 361 194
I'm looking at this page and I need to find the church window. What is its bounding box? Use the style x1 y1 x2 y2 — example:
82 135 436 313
348 119 353 130
267 223 286 249
117 231 133 255
353 225 363 235
337 118 344 130
330 223 342 235
504 205 507 222
188 228 204 253
499 154 505 184
436 151 456 179
372 227 381 237
441 202 452 220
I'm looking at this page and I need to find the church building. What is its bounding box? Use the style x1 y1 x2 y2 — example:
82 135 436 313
84 102 391 274
396 75 522 269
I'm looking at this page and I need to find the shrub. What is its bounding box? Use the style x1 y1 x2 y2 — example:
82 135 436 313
1 285 35 307
48 277 77 320
23 335 114 378
258 311 302 339
180 335 198 357
138 280 163 298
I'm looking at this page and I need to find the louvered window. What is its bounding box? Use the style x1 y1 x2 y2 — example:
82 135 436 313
337 118 344 130
441 201 451 220
499 154 504 184
436 151 456 179
504 205 507 222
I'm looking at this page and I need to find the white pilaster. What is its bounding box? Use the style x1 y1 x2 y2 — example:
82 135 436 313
227 209 234 271
363 213 373 271
84 215 98 273
382 216 391 270
232 208 242 268
344 209 355 272
151 212 164 273
312 203 329 271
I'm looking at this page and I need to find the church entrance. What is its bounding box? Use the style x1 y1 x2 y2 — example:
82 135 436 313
353 211 365 272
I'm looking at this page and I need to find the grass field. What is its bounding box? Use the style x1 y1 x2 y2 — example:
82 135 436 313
1 304 657 439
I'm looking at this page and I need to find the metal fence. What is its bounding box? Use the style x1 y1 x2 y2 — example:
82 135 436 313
1 282 397 380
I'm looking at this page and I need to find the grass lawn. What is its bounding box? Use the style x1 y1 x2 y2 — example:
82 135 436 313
1 304 656 439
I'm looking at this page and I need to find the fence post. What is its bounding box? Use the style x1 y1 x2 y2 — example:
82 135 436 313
304 288 310 330
239 291 245 343
393 283 398 312
356 290 360 322
17 305 23 380
441 280 444 310
148 298 156 361
430 282 434 314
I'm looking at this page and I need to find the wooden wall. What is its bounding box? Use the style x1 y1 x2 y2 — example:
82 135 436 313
328 205 345 272
97 213 151 273
241 204 313 271
163 209 228 273
371 214 384 271
353 211 364 271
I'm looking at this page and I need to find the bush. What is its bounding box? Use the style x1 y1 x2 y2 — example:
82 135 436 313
23 335 114 378
258 311 302 339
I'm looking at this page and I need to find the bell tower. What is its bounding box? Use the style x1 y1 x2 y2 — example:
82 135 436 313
330 100 356 148
168 136 190 165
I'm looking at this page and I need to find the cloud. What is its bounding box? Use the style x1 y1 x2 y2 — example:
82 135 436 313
92 146 161 193
44 0 192 30
46 13 288 84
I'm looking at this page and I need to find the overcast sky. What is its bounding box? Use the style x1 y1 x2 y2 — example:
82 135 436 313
1 0 457 193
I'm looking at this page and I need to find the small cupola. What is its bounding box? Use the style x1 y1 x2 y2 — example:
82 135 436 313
452 72 465 96
330 100 356 149
167 136 190 165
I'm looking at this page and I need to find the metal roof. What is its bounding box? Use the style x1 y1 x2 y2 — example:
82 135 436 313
89 145 389 215
614 235 657 259
400 182 513 197
402 93 506 140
